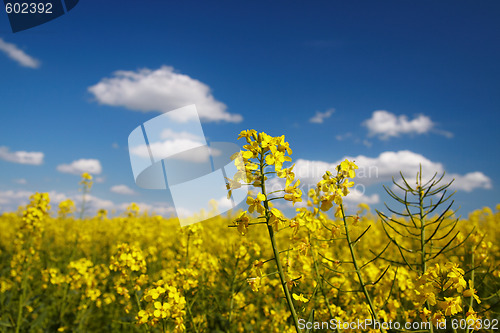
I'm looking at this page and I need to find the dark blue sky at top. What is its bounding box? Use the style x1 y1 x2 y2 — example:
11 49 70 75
0 0 499 216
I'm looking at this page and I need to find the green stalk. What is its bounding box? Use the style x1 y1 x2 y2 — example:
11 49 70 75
258 151 300 332
79 185 88 219
186 294 200 333
310 235 341 333
15 238 34 333
419 168 426 275
340 204 382 333
58 282 70 324
466 249 475 333
134 292 151 333
417 169 433 333
15 265 28 333
226 256 240 332
308 205 339 332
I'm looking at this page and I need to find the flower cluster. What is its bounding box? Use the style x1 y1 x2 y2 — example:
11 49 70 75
315 159 358 217
136 280 186 332
414 262 482 325
21 192 50 233
58 199 75 218
109 243 148 313
79 172 93 189
0 130 497 333
10 193 50 282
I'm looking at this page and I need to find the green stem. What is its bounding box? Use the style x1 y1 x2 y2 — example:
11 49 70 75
58 282 70 324
310 233 341 333
419 167 426 275
134 292 151 333
186 294 200 333
15 274 27 333
79 186 88 219
15 238 34 333
466 249 475 333
258 151 300 332
226 256 240 332
340 204 382 333
267 225 300 331
418 167 433 333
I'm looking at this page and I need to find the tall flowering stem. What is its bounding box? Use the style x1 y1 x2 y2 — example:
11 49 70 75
258 149 300 331
229 130 301 332
309 160 386 331
13 193 50 333
79 172 93 219
340 203 381 326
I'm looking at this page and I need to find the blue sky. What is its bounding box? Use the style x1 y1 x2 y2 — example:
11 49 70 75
0 1 499 219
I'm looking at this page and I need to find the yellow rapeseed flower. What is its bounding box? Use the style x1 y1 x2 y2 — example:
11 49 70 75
292 293 309 303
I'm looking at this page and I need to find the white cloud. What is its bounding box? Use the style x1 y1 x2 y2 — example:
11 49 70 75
310 108 335 124
0 190 33 206
110 185 136 195
434 129 454 138
131 138 208 163
0 189 178 217
295 151 436 187
83 195 115 211
95 177 106 183
0 190 112 216
74 196 176 217
117 201 178 216
88 66 242 123
362 139 372 148
211 195 234 212
0 146 44 165
294 150 491 191
0 38 40 68
160 128 203 141
343 191 380 204
57 159 102 175
130 127 221 164
13 178 27 184
335 132 353 141
363 110 437 140
266 175 380 210
448 172 493 192
47 191 70 203
0 190 67 211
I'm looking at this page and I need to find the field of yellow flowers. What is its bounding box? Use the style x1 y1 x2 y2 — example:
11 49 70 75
0 130 498 333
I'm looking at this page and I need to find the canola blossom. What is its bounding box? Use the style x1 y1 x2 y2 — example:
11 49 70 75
0 130 498 333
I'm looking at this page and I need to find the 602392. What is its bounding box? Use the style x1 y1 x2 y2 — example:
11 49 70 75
5 2 53 14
